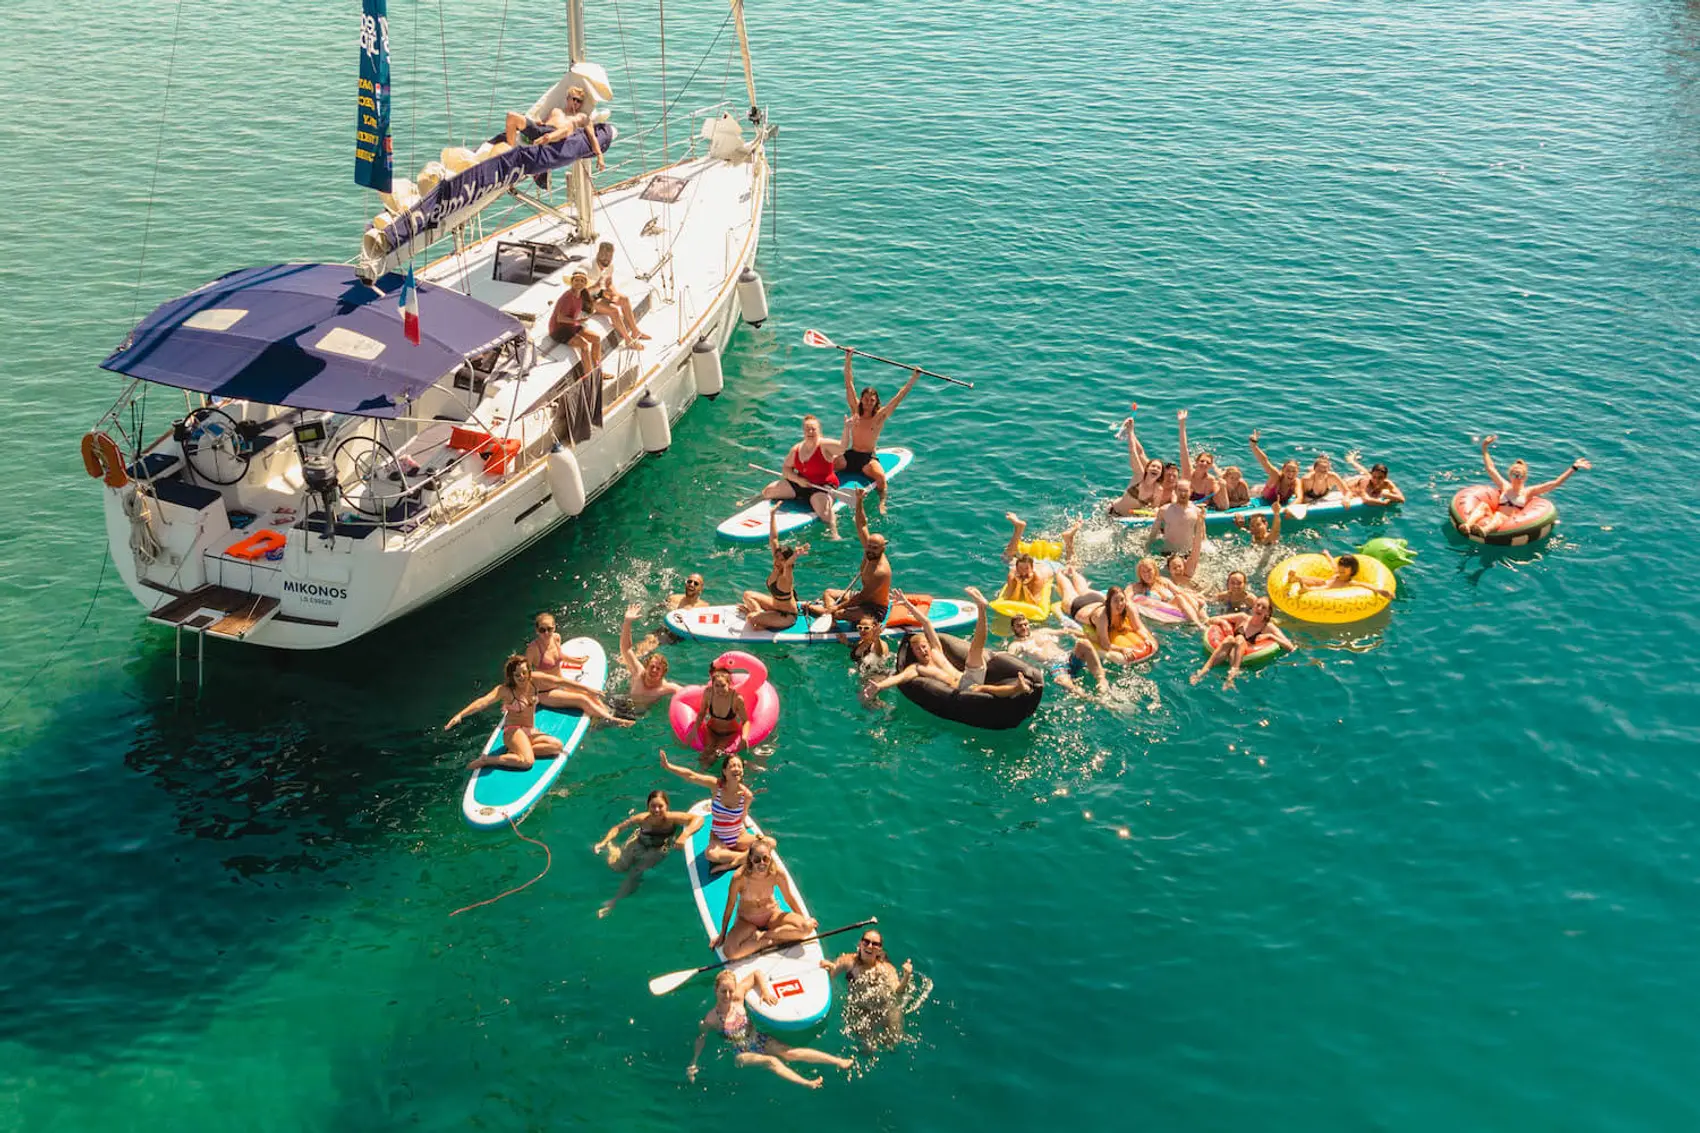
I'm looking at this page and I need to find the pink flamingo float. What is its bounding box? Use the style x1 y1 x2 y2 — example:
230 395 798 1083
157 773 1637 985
668 650 780 753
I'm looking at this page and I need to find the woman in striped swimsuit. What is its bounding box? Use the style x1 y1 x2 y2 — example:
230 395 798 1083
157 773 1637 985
660 749 757 870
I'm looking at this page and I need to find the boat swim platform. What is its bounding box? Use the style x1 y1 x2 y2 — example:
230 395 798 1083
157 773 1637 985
147 586 279 640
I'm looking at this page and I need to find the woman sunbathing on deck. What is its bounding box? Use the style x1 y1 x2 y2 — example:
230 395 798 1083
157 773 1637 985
1455 434 1590 535
687 969 852 1088
662 749 757 870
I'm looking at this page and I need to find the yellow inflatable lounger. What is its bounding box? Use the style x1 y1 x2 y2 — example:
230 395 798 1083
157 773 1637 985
1268 554 1395 624
1017 538 1064 562
990 575 1054 622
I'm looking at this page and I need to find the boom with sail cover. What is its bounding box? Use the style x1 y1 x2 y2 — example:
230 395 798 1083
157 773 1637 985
357 123 616 282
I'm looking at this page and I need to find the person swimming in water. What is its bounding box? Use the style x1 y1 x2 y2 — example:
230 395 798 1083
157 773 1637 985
619 605 680 712
662 749 757 871
1191 596 1296 689
1344 451 1405 504
593 788 695 917
1148 464 1201 554
1211 463 1254 510
739 505 808 631
1209 570 1255 613
1126 556 1208 628
836 349 919 514
687 968 852 1088
822 927 915 1049
1005 613 1107 697
849 615 890 667
1298 453 1352 504
1234 504 1285 546
1455 434 1590 535
761 415 846 537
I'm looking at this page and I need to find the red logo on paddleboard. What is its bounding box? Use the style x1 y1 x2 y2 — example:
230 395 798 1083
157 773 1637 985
772 978 803 998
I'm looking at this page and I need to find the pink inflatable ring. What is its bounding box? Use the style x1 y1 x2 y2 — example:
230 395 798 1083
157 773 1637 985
1449 484 1557 547
668 650 781 753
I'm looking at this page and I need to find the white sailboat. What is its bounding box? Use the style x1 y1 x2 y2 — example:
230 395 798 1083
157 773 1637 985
82 0 773 653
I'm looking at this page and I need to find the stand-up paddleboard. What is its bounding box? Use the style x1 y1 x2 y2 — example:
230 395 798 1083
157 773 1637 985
717 448 914 542
461 637 608 829
1114 491 1393 532
665 595 976 644
683 799 830 1031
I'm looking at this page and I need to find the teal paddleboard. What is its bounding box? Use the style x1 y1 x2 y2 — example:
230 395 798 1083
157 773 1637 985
460 637 608 829
717 447 913 542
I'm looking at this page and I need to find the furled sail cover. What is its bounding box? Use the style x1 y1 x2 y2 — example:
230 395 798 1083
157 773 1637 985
101 263 524 418
357 123 616 281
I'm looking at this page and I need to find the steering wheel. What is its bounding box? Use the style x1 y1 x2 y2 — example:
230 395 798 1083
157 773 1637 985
332 435 408 517
182 406 251 486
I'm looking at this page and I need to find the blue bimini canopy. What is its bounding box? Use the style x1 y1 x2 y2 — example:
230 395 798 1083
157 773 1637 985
100 263 525 418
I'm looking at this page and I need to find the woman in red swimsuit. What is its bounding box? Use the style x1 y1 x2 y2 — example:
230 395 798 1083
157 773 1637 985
759 415 844 536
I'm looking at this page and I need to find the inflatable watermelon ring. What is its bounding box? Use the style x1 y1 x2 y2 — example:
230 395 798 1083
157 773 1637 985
1449 484 1557 546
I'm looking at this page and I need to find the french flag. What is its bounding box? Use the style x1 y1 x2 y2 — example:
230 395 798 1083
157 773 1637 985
399 264 420 344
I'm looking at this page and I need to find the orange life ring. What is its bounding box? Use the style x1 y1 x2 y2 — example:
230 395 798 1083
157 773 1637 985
80 432 129 488
225 529 287 560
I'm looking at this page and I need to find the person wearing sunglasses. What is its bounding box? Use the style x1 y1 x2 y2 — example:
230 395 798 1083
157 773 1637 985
501 86 605 170
522 613 632 725
822 930 912 995
711 836 816 959
849 615 889 667
666 572 710 611
687 969 851 1088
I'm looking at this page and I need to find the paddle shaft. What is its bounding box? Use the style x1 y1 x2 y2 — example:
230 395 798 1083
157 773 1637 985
843 346 972 389
650 917 878 995
748 463 859 504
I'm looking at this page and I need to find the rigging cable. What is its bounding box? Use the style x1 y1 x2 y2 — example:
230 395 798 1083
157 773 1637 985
484 0 513 130
608 0 650 172
437 0 456 141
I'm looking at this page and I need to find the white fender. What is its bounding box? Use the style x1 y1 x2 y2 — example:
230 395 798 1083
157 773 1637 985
736 268 768 327
691 338 724 399
637 393 672 455
546 448 587 516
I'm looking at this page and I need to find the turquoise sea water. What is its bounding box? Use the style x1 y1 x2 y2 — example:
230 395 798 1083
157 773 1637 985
3 0 1700 1128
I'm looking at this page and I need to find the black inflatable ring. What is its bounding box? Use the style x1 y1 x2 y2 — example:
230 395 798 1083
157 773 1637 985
893 633 1044 730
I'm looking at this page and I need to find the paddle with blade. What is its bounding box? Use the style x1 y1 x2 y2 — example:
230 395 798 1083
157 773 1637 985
802 329 973 388
647 917 878 996
747 462 861 505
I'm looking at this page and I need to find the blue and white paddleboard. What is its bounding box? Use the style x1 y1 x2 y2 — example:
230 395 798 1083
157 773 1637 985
1114 491 1394 531
665 596 976 644
683 799 831 1032
460 637 608 829
717 447 915 542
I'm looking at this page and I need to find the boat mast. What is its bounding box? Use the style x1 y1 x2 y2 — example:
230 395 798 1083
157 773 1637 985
731 0 759 121
567 0 596 240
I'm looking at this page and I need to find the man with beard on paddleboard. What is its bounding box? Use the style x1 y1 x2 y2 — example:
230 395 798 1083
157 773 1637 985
836 348 919 514
809 489 891 626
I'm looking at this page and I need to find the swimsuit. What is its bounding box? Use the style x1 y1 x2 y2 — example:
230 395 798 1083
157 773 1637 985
704 692 741 738
709 789 748 847
1068 591 1106 621
793 444 839 508
957 664 989 691
1499 484 1528 508
842 448 875 476
637 823 678 850
721 1005 768 1054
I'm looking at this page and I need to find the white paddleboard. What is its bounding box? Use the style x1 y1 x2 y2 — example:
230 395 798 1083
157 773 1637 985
683 800 831 1031
460 637 608 829
717 448 914 542
665 596 976 644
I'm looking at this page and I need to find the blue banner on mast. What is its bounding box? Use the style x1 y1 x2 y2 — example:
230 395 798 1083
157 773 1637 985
354 0 392 192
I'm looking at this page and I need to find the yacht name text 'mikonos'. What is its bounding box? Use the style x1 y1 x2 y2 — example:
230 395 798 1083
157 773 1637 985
82 0 776 651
